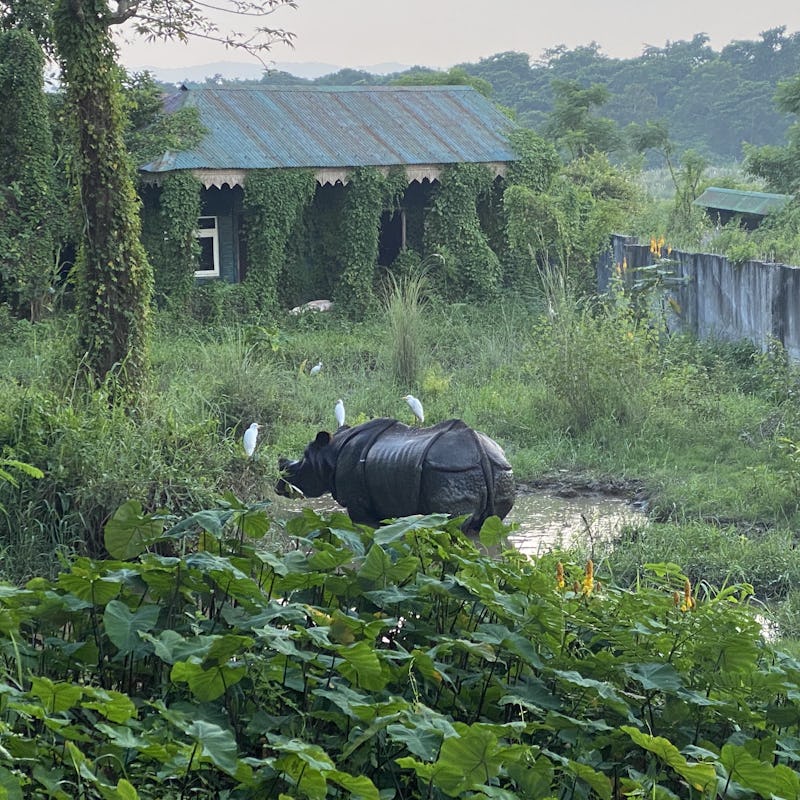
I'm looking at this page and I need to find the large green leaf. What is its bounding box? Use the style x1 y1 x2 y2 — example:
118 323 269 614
337 641 388 690
623 662 685 693
328 770 380 800
431 725 503 797
81 687 137 724
478 515 509 548
183 719 241 776
57 571 120 605
721 743 800 799
622 726 717 792
104 500 166 560
373 514 451 544
0 765 23 799
171 659 247 701
103 600 160 657
29 677 82 714
564 759 612 800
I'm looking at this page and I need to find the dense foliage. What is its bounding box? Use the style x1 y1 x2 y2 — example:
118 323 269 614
141 172 202 305
0 503 793 799
0 28 55 320
244 169 317 311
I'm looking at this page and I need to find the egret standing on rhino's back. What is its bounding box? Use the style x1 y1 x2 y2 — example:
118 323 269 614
243 422 260 458
402 394 424 425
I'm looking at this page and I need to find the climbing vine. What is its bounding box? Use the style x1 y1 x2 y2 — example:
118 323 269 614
0 28 56 321
243 168 317 310
424 163 501 300
141 173 202 306
53 0 153 395
336 166 407 318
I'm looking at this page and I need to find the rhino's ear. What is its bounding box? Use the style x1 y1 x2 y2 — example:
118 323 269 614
314 431 332 447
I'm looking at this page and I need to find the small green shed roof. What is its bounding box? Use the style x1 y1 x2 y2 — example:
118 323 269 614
140 84 518 188
693 187 793 216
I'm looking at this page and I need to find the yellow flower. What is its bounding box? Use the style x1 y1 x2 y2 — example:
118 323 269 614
556 561 566 590
582 559 594 595
658 235 665 250
680 578 695 612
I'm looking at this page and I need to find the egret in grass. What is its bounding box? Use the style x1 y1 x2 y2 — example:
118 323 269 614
334 398 346 428
310 360 323 376
243 422 260 458
402 394 424 425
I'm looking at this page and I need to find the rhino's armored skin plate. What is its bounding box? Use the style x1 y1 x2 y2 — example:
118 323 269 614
276 418 515 531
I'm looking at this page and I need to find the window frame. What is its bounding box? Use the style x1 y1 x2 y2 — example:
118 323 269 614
194 215 220 278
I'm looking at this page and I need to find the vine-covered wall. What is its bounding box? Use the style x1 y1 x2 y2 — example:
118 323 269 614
424 163 502 300
138 161 517 316
140 173 202 305
243 169 317 310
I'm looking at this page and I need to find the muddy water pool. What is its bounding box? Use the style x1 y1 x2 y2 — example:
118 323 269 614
269 487 647 555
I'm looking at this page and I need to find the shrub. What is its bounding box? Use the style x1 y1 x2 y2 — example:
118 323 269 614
0 505 791 799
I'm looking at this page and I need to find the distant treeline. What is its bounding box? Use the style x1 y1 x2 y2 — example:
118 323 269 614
187 27 800 164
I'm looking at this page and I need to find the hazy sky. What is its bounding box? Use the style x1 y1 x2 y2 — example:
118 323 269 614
117 0 800 72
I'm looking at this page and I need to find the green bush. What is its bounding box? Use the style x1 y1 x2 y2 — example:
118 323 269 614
0 505 792 799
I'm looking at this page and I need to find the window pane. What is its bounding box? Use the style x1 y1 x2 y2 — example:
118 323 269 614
197 237 215 272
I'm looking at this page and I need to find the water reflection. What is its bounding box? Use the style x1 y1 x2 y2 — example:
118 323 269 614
506 491 646 556
269 489 647 555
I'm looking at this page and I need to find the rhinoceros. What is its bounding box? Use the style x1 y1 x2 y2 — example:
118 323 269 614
275 418 515 530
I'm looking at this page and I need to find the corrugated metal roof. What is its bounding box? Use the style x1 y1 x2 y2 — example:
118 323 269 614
693 186 793 216
140 85 517 174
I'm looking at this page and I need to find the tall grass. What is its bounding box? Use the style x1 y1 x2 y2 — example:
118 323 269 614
3 286 800 584
381 266 429 389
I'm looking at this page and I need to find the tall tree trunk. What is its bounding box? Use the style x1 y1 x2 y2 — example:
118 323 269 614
53 0 153 395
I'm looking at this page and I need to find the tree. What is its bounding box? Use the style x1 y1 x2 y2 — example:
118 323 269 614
8 0 296 397
545 78 623 160
744 74 800 193
0 28 56 320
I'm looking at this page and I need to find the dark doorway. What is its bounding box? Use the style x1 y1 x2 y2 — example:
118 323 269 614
378 210 405 266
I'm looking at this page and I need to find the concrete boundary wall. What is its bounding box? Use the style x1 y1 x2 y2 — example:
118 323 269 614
600 235 800 361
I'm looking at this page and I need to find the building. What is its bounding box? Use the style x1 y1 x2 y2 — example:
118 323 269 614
693 187 792 230
139 84 517 294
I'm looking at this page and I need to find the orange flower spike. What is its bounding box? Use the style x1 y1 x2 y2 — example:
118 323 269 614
672 590 681 606
681 578 695 612
582 559 594 595
573 581 581 594
556 561 566 590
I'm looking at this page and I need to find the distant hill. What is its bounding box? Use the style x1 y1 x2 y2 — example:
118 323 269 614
133 60 411 84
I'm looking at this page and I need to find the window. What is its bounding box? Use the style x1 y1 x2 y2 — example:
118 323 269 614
195 216 220 277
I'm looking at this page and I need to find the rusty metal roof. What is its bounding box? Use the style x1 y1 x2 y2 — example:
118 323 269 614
693 187 792 216
140 85 517 175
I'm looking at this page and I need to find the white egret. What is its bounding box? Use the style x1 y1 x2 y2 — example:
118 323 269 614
243 422 260 458
310 360 323 376
334 398 346 428
402 394 424 425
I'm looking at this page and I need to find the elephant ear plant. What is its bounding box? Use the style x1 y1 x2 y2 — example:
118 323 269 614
0 495 796 798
